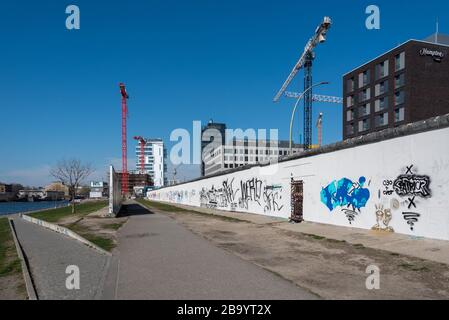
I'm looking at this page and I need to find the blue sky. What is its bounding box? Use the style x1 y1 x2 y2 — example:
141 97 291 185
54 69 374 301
0 0 447 186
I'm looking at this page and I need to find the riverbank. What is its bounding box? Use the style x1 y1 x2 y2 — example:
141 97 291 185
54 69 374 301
0 201 69 216
0 218 27 300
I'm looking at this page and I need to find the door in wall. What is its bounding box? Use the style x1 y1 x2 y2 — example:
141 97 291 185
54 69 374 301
290 179 304 223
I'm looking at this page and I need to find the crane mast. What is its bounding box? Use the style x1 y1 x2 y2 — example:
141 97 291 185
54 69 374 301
119 83 129 195
304 52 314 150
285 92 342 147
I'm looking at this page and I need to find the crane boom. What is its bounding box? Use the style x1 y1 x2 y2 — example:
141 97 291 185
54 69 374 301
284 91 343 104
273 17 332 103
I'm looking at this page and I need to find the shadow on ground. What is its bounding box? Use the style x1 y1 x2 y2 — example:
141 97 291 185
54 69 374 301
117 203 154 218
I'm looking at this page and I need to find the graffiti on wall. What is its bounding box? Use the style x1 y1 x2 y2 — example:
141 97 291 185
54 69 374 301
239 178 263 209
321 177 371 224
372 204 394 232
263 185 284 213
200 178 239 210
199 177 284 213
380 165 432 232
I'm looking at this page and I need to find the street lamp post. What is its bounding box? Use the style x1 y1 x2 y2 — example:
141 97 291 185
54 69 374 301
288 81 329 154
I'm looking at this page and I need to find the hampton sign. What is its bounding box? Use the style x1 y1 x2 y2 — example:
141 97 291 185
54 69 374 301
420 48 445 62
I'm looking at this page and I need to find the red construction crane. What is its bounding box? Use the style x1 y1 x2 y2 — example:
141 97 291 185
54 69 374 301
134 136 147 174
119 83 129 195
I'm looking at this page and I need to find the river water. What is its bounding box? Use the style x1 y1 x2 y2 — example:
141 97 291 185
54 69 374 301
0 201 69 216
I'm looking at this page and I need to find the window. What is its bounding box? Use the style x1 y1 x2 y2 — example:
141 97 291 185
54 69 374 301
359 88 371 102
395 107 405 122
395 52 405 71
375 80 388 97
359 70 371 88
375 112 389 127
346 123 355 135
347 78 355 93
347 109 355 121
375 97 388 112
395 73 405 88
395 90 405 106
346 95 354 107
359 103 371 117
358 119 370 132
376 60 389 79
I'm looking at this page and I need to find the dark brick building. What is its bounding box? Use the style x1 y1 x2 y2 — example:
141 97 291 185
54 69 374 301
343 34 449 140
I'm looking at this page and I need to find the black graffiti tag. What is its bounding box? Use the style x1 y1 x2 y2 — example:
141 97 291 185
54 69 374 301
403 212 421 231
393 175 431 198
239 178 263 208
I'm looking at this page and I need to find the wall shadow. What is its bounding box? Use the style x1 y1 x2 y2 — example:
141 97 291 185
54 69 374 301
117 203 155 217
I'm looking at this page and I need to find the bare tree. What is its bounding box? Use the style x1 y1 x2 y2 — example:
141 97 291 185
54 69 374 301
50 159 94 213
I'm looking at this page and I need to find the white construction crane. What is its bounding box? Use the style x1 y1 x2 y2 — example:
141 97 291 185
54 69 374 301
273 16 332 103
273 16 332 151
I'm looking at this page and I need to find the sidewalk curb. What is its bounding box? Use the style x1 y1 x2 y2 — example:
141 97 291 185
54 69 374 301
20 214 112 257
8 218 38 300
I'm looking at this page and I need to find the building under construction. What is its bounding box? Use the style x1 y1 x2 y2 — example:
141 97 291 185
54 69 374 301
117 172 153 196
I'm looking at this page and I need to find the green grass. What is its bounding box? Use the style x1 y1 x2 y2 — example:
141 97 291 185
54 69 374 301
0 218 22 278
82 234 115 252
137 199 247 223
137 199 190 213
303 233 326 241
398 263 430 272
102 223 125 231
29 201 108 223
66 222 116 252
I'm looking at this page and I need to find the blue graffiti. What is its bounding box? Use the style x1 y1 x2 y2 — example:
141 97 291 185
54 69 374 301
321 177 370 212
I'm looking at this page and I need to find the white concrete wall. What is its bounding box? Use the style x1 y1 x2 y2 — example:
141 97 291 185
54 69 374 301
108 165 122 216
148 127 449 241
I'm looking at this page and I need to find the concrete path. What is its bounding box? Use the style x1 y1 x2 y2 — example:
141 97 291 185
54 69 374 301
13 217 110 300
103 203 318 300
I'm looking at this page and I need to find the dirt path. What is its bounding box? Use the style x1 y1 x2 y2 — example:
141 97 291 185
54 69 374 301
156 209 449 300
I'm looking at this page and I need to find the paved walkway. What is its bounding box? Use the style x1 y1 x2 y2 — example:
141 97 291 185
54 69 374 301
164 203 449 266
13 217 110 300
103 202 318 300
